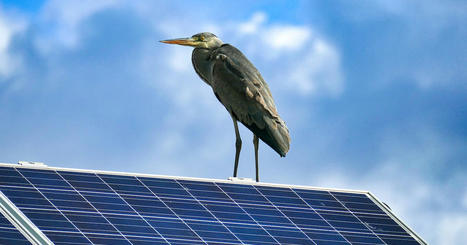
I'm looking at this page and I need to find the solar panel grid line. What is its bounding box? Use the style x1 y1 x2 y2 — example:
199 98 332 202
223 186 379 215
9 200 94 238
181 221 244 244
261 216 352 244
14 168 95 245
173 179 246 245
0 230 30 244
176 211 316 243
146 220 240 244
305 210 383 234
125 196 242 243
37 189 91 204
11 209 115 233
366 192 427 244
253 222 377 239
16 202 410 244
2 180 416 243
41 231 89 245
0 204 36 245
292 191 371 213
15 202 322 244
4 165 371 207
281 208 353 233
329 191 388 245
158 182 414 241
290 188 352 244
221 225 279 245
42 227 203 245
212 182 282 244
96 209 201 241
184 222 277 244
175 180 250 244
0 163 426 245
187 201 254 223
106 179 387 219
180 184 295 243
350 213 410 237
80 230 182 244
258 227 338 244
3 185 398 231
3 178 396 223
293 191 389 232
135 175 209 244
201 201 351 241
54 170 135 244
184 212 347 240
315 211 385 242
0 163 372 195
251 185 319 245
15 173 132 242
93 173 171 244
17 200 309 243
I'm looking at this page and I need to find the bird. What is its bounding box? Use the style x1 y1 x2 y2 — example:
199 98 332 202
161 32 290 182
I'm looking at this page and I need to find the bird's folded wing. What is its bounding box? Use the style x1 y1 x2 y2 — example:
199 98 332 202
211 44 290 156
212 45 281 125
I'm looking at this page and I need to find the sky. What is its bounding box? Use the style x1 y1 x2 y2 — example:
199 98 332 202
0 0 466 244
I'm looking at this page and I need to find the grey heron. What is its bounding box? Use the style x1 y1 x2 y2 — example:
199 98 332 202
161 32 290 182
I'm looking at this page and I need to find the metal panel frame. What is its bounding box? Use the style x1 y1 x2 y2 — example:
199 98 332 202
0 190 53 245
0 162 427 244
367 192 427 244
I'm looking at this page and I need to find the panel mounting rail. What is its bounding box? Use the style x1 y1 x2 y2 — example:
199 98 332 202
0 190 53 245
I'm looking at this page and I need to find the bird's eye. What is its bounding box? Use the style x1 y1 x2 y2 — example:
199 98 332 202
199 35 205 41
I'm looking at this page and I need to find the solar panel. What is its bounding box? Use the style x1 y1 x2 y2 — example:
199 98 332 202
0 163 425 245
0 209 31 245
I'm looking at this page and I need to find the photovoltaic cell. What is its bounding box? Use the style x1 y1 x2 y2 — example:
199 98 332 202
0 165 424 245
0 210 31 245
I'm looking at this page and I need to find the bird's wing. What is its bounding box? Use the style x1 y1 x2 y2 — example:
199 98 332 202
211 44 290 156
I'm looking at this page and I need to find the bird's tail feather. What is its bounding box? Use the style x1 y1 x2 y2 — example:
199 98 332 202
242 116 290 157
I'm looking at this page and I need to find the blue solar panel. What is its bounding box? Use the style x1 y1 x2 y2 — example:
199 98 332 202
0 165 424 245
0 210 31 244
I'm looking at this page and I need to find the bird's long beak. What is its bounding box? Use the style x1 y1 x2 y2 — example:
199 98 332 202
160 37 198 47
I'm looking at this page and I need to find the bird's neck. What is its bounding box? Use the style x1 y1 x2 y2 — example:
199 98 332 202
192 48 215 86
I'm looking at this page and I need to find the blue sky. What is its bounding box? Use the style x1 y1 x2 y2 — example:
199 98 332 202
0 0 466 243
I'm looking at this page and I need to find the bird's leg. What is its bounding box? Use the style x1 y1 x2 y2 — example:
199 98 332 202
231 115 242 177
253 134 259 182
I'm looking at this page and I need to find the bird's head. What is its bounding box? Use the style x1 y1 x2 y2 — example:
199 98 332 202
160 32 223 49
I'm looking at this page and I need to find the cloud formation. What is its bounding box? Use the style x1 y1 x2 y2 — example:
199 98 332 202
0 1 465 244
0 6 25 78
234 12 344 96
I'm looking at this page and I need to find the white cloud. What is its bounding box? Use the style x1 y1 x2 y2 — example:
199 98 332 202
153 11 343 99
314 166 467 245
239 12 266 34
0 7 25 78
0 2 463 244
312 126 467 245
463 189 467 209
36 0 118 52
235 12 344 97
264 25 311 51
288 39 343 96
341 0 467 91
237 12 311 52
437 215 467 245
167 47 193 72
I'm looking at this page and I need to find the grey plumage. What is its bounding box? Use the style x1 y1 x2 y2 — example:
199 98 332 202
161 32 290 181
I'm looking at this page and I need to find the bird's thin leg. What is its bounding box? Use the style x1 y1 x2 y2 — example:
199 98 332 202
231 115 242 177
253 134 259 182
